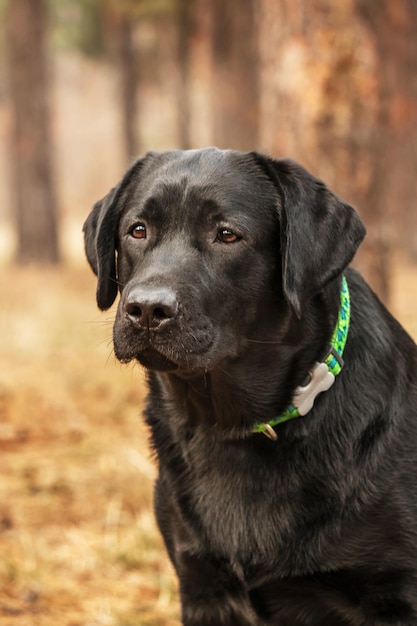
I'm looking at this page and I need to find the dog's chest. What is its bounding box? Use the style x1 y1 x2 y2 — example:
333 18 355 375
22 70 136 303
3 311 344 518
177 437 324 576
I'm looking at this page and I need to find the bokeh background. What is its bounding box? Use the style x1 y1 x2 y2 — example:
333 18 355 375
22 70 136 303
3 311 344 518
0 1 416 625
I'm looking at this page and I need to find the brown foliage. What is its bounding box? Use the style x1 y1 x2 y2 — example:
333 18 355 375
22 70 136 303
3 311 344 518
0 266 180 626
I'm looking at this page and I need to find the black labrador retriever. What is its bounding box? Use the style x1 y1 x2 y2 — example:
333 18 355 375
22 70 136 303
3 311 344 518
84 148 417 626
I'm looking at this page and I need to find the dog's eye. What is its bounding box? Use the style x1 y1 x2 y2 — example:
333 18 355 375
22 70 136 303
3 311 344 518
217 228 240 244
130 223 147 239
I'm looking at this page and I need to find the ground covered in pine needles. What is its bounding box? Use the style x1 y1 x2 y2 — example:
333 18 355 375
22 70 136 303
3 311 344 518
0 262 416 626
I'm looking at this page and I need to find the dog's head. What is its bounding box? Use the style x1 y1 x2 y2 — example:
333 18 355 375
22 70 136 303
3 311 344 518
84 148 365 375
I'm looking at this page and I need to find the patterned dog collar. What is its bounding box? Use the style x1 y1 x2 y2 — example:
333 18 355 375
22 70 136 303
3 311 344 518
253 276 350 440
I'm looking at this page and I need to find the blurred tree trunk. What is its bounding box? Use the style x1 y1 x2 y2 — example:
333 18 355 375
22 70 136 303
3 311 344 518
357 0 417 265
118 14 139 161
211 0 259 150
176 0 192 149
258 0 401 302
104 7 140 162
6 0 60 264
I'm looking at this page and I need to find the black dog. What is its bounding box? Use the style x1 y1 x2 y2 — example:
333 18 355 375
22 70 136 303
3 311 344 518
84 148 417 625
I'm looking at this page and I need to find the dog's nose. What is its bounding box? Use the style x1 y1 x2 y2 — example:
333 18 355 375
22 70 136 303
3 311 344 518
125 287 178 329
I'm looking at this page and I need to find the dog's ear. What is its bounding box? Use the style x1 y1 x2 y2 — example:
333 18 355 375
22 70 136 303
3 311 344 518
83 186 120 310
83 158 145 310
252 154 366 317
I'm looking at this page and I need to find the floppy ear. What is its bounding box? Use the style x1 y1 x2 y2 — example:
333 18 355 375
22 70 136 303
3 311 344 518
252 154 366 317
83 186 120 310
83 158 146 310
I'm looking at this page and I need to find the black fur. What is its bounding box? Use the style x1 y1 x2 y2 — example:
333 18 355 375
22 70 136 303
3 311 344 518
84 148 417 625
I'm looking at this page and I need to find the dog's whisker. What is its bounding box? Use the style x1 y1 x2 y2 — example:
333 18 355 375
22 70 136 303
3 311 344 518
89 321 114 329
104 348 116 368
218 366 234 379
109 275 125 288
245 339 288 345
85 317 114 326
97 333 114 346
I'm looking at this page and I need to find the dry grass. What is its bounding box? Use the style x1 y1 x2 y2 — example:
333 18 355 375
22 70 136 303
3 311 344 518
0 261 416 626
0 266 180 626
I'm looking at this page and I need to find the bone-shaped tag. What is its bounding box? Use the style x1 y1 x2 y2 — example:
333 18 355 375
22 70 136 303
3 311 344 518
293 362 335 416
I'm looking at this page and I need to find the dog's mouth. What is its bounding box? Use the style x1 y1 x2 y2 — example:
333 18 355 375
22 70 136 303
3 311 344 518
114 333 222 376
113 311 220 373
134 347 179 372
113 309 242 376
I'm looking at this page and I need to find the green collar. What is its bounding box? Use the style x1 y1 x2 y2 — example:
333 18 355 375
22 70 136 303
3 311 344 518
253 276 350 440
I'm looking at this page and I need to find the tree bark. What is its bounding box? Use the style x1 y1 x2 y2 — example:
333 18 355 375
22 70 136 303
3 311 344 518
211 0 260 150
258 0 397 302
102 6 140 163
117 14 139 161
176 0 193 150
6 0 60 264
357 0 417 264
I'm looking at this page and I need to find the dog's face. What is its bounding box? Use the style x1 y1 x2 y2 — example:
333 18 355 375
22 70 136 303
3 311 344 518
84 148 365 377
113 150 283 374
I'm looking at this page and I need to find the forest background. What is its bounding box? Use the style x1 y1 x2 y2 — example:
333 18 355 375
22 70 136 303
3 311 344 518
0 1 416 625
